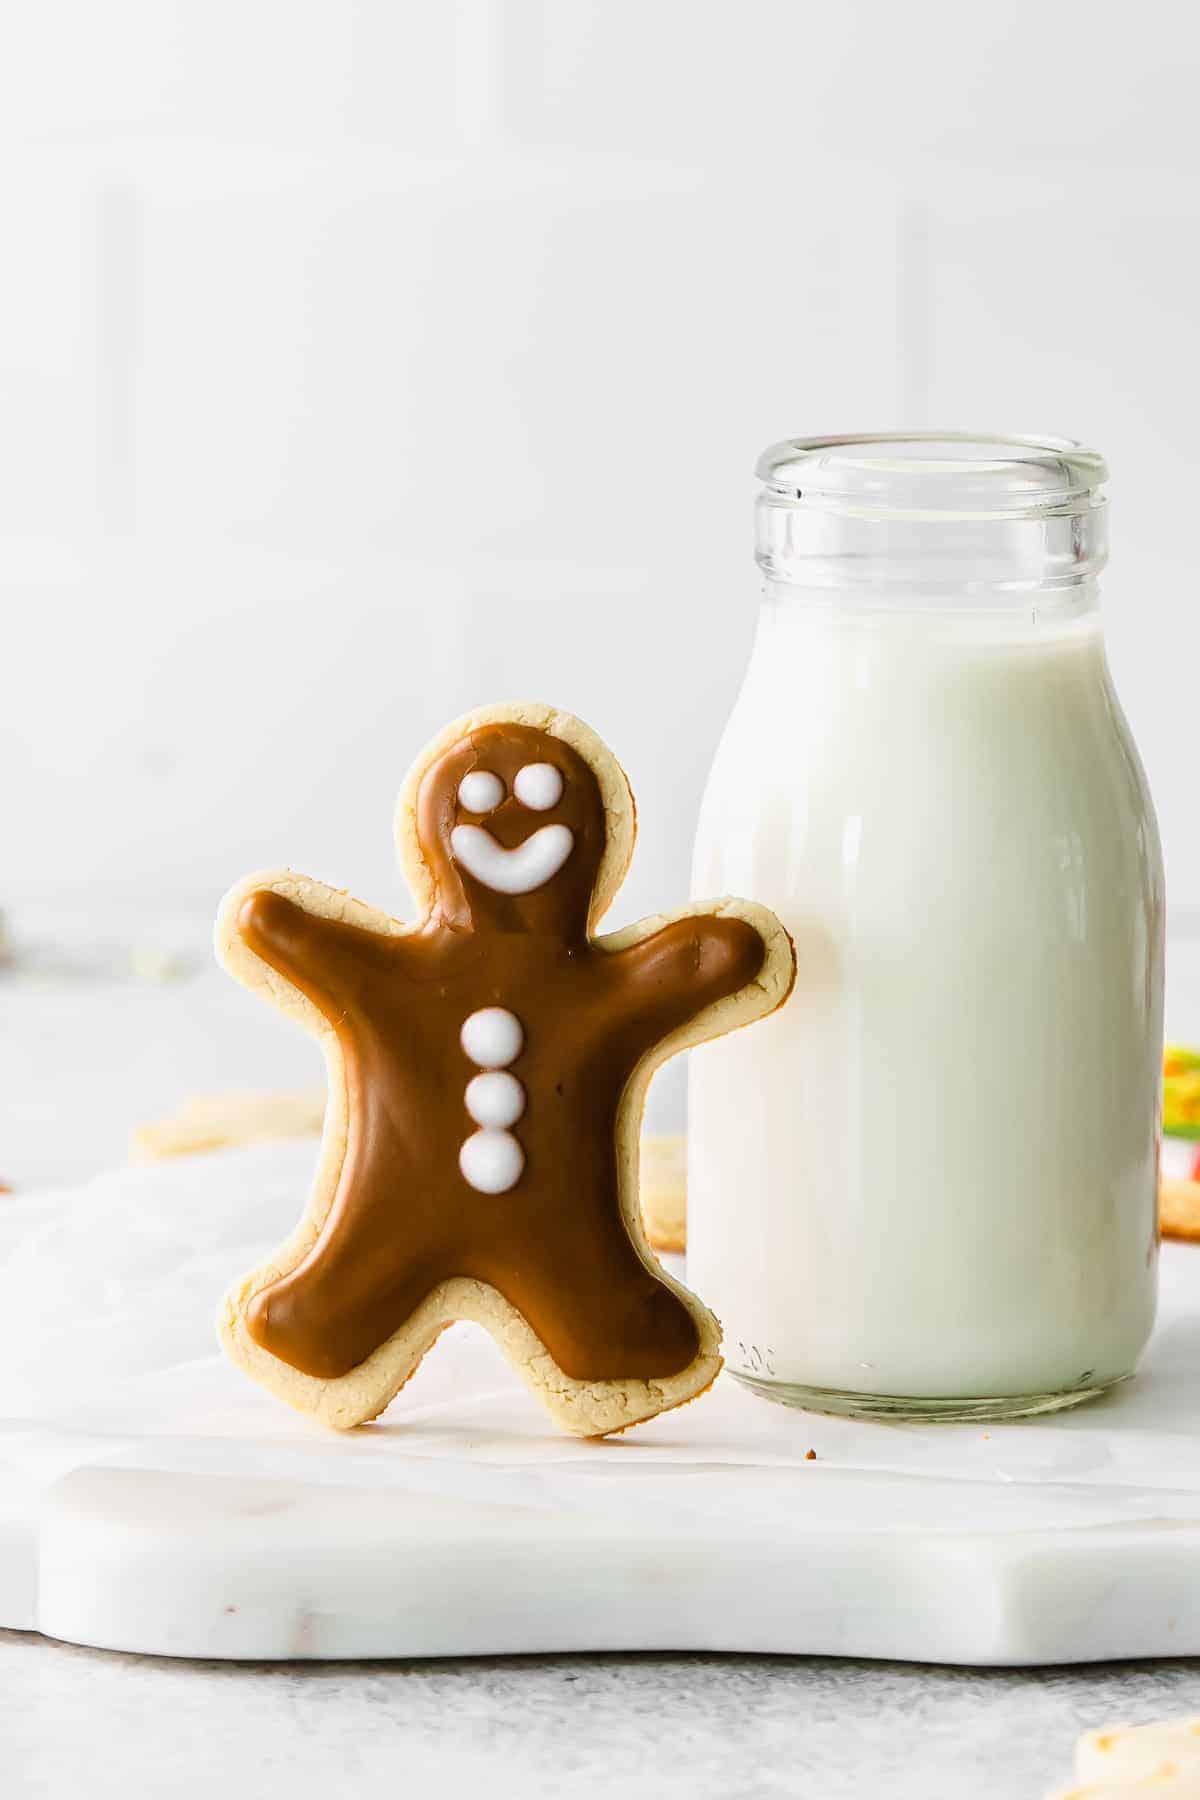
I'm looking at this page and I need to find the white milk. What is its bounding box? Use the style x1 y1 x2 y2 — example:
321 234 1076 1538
689 594 1164 1408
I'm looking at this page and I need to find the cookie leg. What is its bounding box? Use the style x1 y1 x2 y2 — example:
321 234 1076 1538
218 1264 453 1430
473 1249 721 1437
526 1257 703 1383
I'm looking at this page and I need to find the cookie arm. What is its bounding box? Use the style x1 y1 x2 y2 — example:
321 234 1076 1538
603 908 776 1045
233 886 388 1023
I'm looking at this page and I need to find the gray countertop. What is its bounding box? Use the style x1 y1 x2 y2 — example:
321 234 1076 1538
6 1631 1200 1798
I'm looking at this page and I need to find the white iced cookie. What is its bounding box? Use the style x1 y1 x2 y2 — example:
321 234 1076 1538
1052 1718 1200 1795
1050 1778 1200 1792
1050 1778 1200 1797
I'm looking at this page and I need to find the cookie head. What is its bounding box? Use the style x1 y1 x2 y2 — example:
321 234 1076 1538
414 720 616 935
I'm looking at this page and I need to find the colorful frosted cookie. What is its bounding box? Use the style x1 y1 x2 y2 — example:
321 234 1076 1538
1160 1046 1200 1242
214 703 795 1436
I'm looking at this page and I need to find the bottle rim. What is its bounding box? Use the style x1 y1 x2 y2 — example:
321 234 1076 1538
756 432 1107 521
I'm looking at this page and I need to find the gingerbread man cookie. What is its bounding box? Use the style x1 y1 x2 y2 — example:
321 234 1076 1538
215 703 795 1436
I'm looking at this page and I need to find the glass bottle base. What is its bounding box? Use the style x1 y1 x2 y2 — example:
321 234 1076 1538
729 1368 1131 1423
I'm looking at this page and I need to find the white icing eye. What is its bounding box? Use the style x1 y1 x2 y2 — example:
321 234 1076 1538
460 1007 524 1069
513 763 563 811
465 1070 525 1129
457 770 505 814
459 1129 525 1194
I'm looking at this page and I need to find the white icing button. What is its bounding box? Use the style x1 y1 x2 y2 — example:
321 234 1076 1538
457 769 504 814
465 1070 526 1129
450 822 574 894
459 1128 525 1195
460 1007 524 1069
513 762 564 811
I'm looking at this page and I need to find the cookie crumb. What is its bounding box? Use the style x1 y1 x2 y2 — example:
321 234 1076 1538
805 1448 817 1461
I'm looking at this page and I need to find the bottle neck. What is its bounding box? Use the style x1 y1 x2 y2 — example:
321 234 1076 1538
759 572 1102 625
755 434 1109 607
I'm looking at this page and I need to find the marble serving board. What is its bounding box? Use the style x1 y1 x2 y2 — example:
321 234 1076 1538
3 1140 1200 1665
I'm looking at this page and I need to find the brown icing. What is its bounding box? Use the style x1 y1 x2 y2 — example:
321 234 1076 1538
237 721 766 1384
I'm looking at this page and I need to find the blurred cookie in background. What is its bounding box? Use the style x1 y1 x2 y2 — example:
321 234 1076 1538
1048 1713 1200 1796
130 1091 325 1164
640 1132 686 1253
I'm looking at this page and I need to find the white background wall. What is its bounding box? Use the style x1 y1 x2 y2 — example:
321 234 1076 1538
5 0 1200 936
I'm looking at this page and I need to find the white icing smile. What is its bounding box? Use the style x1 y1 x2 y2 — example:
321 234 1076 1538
450 822 574 894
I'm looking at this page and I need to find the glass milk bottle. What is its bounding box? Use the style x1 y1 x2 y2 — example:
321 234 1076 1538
689 435 1164 1421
